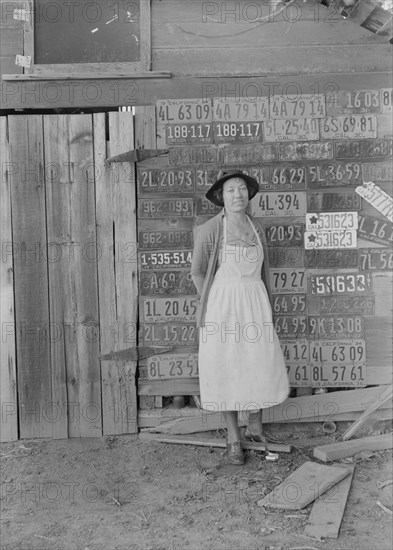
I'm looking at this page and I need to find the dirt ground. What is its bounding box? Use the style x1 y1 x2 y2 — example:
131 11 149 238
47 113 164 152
1 423 392 550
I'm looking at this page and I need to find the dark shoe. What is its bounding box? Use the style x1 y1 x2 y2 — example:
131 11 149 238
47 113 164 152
226 441 244 465
243 428 268 445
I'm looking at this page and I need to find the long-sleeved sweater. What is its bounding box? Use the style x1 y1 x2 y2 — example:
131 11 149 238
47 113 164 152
190 209 273 327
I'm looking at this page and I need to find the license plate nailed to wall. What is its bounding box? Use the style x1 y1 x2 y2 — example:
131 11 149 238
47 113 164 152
270 269 307 294
141 323 197 346
305 212 358 231
139 250 192 270
309 273 373 295
147 353 199 379
270 94 326 119
307 162 362 187
304 229 357 250
141 296 198 322
139 271 196 295
264 118 319 142
138 198 194 218
310 339 366 364
250 191 307 217
310 363 366 388
321 115 377 140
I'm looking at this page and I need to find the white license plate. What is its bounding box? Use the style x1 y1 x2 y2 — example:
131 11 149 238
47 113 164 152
147 354 199 379
250 191 307 217
310 339 366 364
281 339 309 363
270 94 326 119
321 115 377 139
286 364 311 387
310 364 366 388
356 182 393 223
157 98 212 123
264 118 319 142
304 229 357 250
141 297 198 322
381 89 393 113
213 97 269 121
306 212 358 231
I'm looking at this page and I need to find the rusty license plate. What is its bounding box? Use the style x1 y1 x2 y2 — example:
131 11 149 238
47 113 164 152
309 272 373 295
359 248 393 271
139 270 196 295
308 315 364 339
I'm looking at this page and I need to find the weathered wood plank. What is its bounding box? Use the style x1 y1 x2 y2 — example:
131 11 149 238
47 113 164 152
0 116 18 442
313 433 393 462
304 466 355 539
44 114 101 438
8 115 52 438
258 461 351 510
95 111 138 435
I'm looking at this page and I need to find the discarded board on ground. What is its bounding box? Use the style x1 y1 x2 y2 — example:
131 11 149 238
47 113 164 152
313 433 393 462
257 461 351 510
305 465 355 539
139 431 291 453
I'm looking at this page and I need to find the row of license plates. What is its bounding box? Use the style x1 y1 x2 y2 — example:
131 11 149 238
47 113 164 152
157 92 392 124
164 115 378 145
138 191 365 218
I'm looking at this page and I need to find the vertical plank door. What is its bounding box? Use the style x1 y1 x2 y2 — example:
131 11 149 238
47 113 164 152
0 117 18 442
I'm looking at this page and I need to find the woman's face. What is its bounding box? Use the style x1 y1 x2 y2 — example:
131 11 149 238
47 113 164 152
222 177 249 213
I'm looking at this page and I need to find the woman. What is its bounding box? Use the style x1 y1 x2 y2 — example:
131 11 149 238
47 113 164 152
191 170 289 465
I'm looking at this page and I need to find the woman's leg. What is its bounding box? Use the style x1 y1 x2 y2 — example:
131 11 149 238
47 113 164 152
224 411 241 443
246 409 265 438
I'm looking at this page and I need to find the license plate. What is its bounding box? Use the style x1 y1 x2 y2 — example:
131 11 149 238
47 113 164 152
147 354 199 380
213 97 269 121
279 141 333 161
270 269 307 294
239 165 269 186
250 191 307 217
138 167 195 193
141 297 198 322
309 273 373 295
310 364 366 388
266 224 304 247
359 248 393 271
195 197 222 216
138 229 193 250
286 364 311 387
220 143 279 164
213 121 263 143
169 146 218 165
264 118 319 142
166 123 212 145
306 212 358 231
157 98 213 123
358 214 393 246
139 271 196 295
321 115 377 140
270 94 325 119
141 323 197 346
308 315 364 339
305 250 359 269
268 247 304 267
381 89 393 113
362 162 393 182
334 139 393 159
356 182 393 223
304 229 357 250
310 339 366 364
281 340 309 363
308 191 361 212
272 294 307 315
138 198 193 218
309 295 375 316
326 90 381 114
267 164 307 190
139 250 192 270
274 316 308 338
307 162 362 187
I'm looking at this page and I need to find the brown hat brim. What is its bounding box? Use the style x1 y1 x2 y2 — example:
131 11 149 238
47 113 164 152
205 170 260 207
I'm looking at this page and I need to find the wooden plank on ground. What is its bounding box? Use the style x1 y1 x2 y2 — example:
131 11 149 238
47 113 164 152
44 114 101 438
314 433 393 462
95 111 138 435
305 465 355 539
8 115 53 439
257 461 351 510
139 432 291 453
0 117 18 442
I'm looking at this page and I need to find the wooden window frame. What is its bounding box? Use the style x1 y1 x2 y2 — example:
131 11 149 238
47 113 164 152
24 0 151 76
